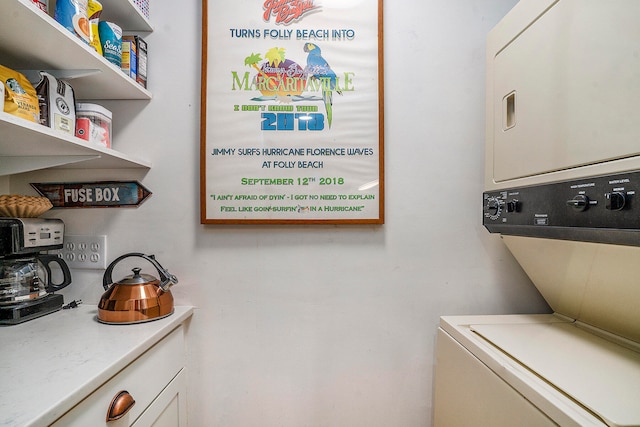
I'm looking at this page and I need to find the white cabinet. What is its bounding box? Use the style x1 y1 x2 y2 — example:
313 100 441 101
0 306 194 427
0 0 152 176
132 370 187 427
51 325 187 427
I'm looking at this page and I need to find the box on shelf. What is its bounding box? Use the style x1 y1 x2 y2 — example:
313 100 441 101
123 35 147 88
75 102 112 148
121 38 137 80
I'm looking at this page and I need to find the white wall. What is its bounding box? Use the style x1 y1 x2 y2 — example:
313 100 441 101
12 0 550 425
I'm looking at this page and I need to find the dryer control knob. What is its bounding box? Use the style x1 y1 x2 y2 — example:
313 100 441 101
484 197 503 220
567 194 589 212
605 192 626 211
506 200 521 213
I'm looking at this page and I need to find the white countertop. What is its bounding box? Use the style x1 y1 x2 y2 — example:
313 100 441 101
0 305 194 427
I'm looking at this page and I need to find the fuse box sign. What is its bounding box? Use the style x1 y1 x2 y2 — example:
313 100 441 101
31 181 152 208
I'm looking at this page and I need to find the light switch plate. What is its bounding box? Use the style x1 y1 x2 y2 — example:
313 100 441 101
59 235 107 269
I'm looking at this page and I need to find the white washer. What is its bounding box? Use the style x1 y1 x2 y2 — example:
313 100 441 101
434 1 640 425
435 312 640 427
435 236 640 426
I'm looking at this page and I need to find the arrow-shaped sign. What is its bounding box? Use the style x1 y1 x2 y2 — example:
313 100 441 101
31 181 152 208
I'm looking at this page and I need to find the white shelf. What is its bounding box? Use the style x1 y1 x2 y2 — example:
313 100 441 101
0 113 151 176
99 0 153 32
1 0 151 100
0 0 153 175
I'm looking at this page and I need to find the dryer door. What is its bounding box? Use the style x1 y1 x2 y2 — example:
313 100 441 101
490 0 640 183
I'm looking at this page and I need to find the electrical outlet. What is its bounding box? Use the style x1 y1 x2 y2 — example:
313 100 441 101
59 235 107 269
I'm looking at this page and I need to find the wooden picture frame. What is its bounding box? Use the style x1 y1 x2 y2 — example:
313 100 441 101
201 0 384 224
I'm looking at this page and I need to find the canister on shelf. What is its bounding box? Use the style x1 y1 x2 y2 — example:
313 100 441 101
54 0 90 44
75 103 112 148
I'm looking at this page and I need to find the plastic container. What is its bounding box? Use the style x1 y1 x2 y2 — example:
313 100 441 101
31 0 48 13
75 103 112 148
133 0 149 18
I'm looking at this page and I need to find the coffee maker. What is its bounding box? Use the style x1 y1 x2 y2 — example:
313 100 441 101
0 218 72 325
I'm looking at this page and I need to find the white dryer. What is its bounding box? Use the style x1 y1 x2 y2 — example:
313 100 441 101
434 1 640 426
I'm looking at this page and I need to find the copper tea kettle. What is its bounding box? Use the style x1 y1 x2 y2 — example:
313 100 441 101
97 253 178 324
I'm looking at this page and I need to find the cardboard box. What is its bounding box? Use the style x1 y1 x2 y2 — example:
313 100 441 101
121 39 137 80
123 35 147 88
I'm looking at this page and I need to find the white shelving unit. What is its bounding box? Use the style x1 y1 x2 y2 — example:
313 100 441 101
0 0 153 176
97 0 153 32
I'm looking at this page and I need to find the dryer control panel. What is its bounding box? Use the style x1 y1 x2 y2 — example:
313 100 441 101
483 170 640 246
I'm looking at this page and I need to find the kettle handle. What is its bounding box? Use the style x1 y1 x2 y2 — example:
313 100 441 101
102 253 178 292
38 254 72 293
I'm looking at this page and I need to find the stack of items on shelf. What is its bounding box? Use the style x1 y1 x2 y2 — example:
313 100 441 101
31 0 148 88
121 35 148 89
1 0 153 148
0 65 112 148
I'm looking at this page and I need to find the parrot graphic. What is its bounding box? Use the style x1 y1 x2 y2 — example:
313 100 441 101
303 42 342 127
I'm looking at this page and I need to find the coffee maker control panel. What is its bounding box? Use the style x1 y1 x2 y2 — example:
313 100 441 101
0 218 65 255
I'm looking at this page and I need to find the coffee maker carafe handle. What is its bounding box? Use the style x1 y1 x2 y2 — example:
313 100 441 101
38 254 72 292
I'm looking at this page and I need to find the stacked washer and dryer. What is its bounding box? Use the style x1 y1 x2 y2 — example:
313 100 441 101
433 1 640 426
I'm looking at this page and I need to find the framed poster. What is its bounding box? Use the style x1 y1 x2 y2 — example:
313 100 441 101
201 0 384 224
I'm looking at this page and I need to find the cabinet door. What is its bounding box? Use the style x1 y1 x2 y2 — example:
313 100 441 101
132 369 187 427
50 326 184 427
490 0 640 183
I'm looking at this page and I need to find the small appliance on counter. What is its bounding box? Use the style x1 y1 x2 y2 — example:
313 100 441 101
0 218 72 325
98 253 178 324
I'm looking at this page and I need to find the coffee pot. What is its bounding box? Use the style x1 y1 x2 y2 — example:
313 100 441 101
0 254 72 305
0 218 73 324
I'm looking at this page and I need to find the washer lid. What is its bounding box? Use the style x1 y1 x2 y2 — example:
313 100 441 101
472 322 640 427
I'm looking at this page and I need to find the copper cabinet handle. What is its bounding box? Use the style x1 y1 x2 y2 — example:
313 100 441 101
106 390 136 422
